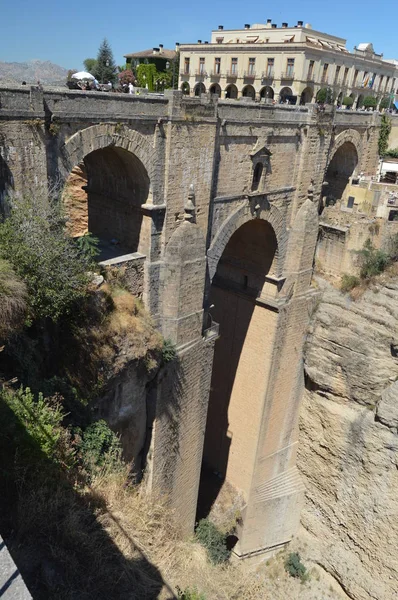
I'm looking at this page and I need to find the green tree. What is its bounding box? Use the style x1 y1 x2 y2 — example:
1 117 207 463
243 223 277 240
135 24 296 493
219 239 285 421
342 96 354 108
93 39 116 84
83 58 97 74
316 87 334 104
363 96 377 109
378 114 392 156
0 190 93 322
379 96 391 110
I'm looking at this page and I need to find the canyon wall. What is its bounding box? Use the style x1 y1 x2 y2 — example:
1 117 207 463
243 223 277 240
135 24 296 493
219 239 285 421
299 278 398 600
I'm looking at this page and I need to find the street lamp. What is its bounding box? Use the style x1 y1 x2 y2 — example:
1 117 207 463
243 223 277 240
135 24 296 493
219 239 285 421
165 60 175 89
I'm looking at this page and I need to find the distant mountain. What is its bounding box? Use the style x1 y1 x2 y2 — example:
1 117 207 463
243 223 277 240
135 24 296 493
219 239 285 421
0 60 70 85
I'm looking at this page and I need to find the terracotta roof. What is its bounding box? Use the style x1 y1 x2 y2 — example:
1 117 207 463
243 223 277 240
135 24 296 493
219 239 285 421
124 48 176 60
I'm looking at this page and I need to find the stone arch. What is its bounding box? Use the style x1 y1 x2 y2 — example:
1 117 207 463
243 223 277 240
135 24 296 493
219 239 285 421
209 83 221 97
61 123 157 192
328 129 362 166
181 81 190 95
280 87 293 102
242 85 255 99
207 202 287 281
194 82 206 96
325 140 359 202
300 86 313 105
61 124 156 251
260 86 274 100
225 84 238 99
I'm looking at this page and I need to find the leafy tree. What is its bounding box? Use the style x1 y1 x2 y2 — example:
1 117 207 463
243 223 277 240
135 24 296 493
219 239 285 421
136 64 157 91
378 114 392 156
93 39 117 84
379 96 391 110
0 190 93 322
357 239 389 279
363 96 377 109
316 87 333 104
342 96 354 108
83 58 97 74
118 69 136 88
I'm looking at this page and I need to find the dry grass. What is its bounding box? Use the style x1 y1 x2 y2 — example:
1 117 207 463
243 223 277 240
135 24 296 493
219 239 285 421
0 259 27 340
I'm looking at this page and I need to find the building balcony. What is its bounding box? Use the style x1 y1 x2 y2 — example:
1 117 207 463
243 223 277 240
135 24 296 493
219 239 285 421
225 70 238 80
280 71 295 80
180 70 190 78
195 70 207 80
210 70 222 79
261 71 274 82
243 71 256 80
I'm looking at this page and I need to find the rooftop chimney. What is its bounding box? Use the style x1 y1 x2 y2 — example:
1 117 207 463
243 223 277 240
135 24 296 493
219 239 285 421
204 41 208 44
244 23 250 29
175 42 180 51
159 44 163 53
152 47 159 54
218 25 223 30
282 22 288 28
271 23 277 28
297 20 303 26
197 40 202 44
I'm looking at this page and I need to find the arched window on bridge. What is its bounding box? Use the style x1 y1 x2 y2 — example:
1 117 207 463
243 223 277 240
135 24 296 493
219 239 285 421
324 141 358 204
250 145 272 192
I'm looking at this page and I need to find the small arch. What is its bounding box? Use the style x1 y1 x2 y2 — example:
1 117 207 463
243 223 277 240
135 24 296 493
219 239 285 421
194 82 206 96
324 141 358 202
181 81 190 95
260 86 274 100
300 86 313 105
242 85 255 100
209 83 221 97
252 163 263 191
225 84 238 99
279 87 293 102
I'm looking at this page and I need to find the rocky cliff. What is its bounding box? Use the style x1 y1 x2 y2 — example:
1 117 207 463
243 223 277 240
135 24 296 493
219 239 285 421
299 278 398 600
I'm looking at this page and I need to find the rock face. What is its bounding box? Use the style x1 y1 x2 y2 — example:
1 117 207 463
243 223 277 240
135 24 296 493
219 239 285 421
299 279 398 600
62 162 88 237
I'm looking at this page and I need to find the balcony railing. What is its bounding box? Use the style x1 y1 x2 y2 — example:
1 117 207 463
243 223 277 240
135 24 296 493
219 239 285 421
195 70 207 79
225 70 238 79
261 71 274 80
243 70 256 79
281 71 295 80
180 70 190 77
210 70 221 78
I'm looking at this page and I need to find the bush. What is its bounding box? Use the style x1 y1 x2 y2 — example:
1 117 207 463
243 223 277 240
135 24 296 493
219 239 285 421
340 274 360 293
379 96 391 110
75 419 122 478
177 587 206 600
363 96 377 109
379 114 392 156
0 191 94 321
316 87 333 104
342 96 354 108
358 239 389 279
195 518 230 564
385 147 398 158
284 552 309 582
162 338 177 363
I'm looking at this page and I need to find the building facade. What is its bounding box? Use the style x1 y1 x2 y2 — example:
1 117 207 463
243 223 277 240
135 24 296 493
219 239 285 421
179 20 398 107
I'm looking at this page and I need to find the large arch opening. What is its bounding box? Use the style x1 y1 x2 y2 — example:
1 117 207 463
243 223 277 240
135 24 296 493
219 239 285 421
63 145 149 258
279 86 293 102
181 81 190 95
197 219 279 524
225 84 238 99
324 141 358 203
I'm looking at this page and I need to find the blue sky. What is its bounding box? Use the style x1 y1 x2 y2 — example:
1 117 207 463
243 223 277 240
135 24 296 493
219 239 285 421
0 0 396 69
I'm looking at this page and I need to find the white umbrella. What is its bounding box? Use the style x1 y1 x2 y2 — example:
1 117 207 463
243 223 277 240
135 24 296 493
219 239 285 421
71 71 95 80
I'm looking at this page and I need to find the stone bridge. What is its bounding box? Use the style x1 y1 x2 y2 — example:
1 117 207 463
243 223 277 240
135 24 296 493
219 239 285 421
0 86 380 559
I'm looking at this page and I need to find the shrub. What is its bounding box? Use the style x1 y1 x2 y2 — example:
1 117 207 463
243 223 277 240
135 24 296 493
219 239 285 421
340 274 360 293
76 232 100 259
177 587 206 600
0 191 94 321
284 552 309 582
342 96 354 108
357 239 389 279
385 147 398 159
363 96 377 109
379 96 391 110
379 114 392 156
162 338 177 363
316 87 333 104
75 419 122 477
195 518 230 564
